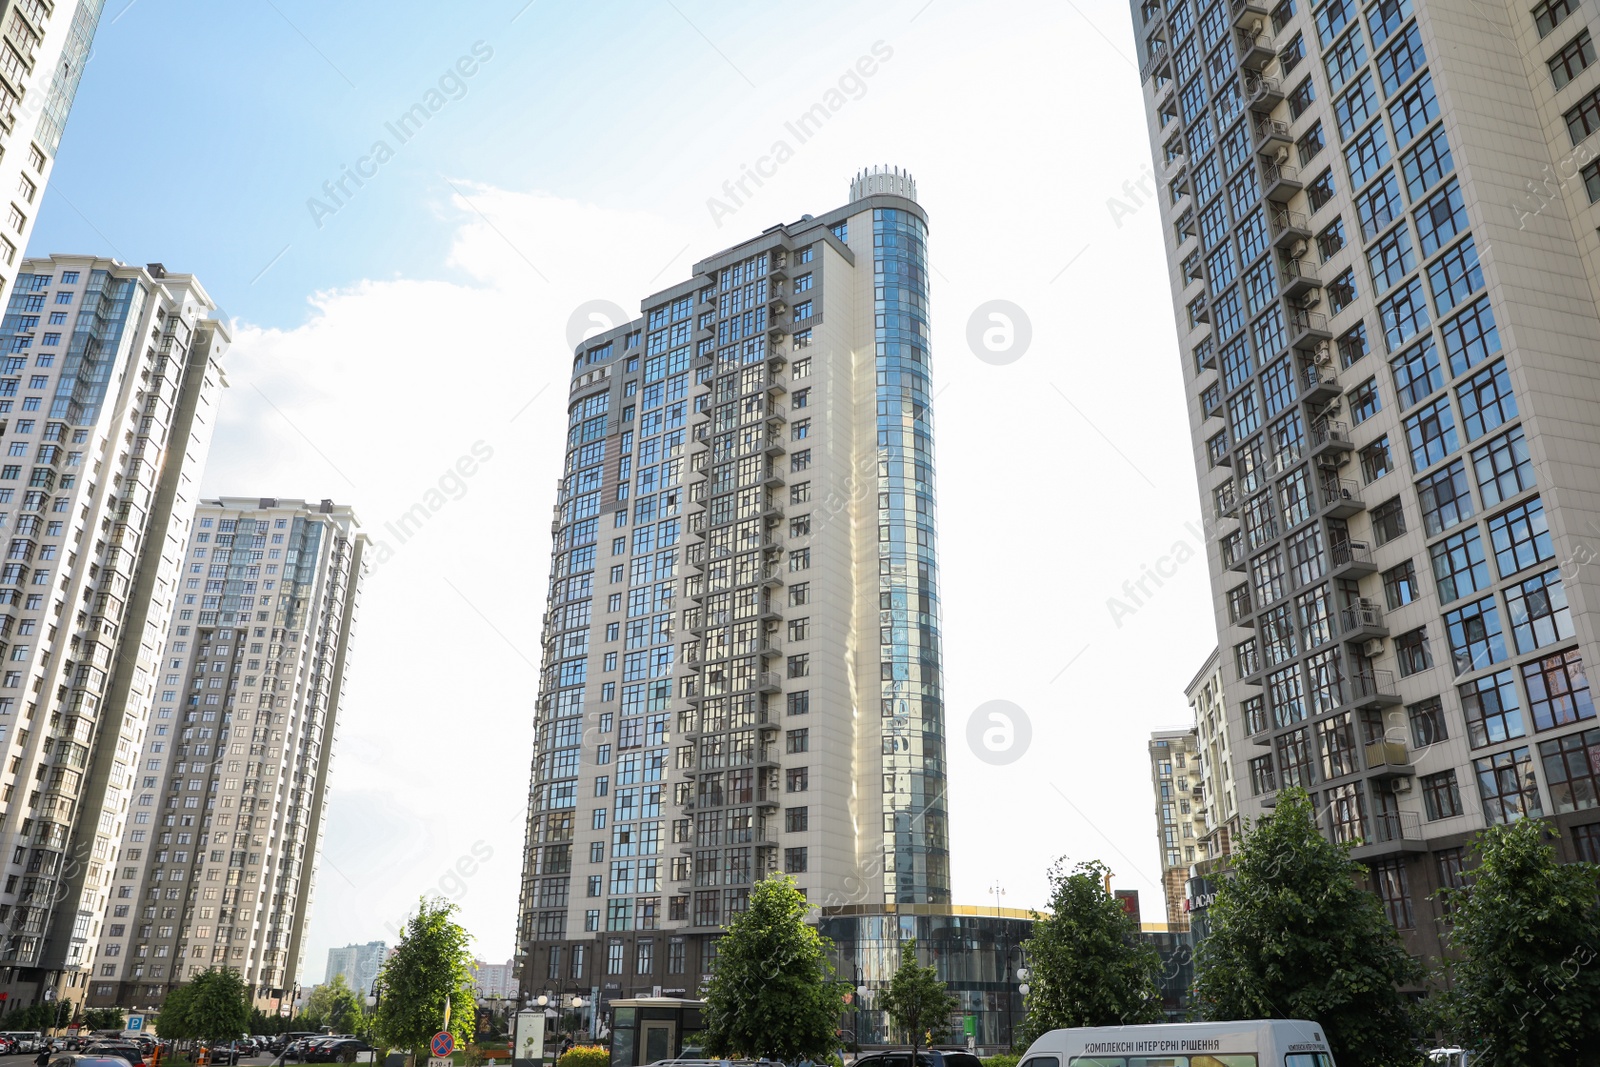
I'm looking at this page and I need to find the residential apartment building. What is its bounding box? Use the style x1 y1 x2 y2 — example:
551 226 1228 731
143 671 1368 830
472 957 517 999
325 939 386 997
1148 729 1203 928
1134 0 1600 958
0 258 228 1008
86 498 367 1013
1186 648 1241 863
0 0 104 296
516 168 951 1001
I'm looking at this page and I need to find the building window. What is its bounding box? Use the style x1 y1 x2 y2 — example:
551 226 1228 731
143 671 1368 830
1430 526 1490 604
783 847 808 874
1316 218 1346 260
785 767 809 792
1459 669 1524 747
667 940 685 974
1506 570 1574 653
1405 697 1447 749
1416 460 1474 536
1573 823 1600 862
1395 627 1432 676
1372 497 1406 543
787 690 810 715
1443 595 1507 674
785 728 809 753
1538 727 1600 813
1488 498 1553 578
1360 436 1393 482
1472 427 1535 506
1308 168 1337 210
1473 746 1543 824
786 654 809 678
1382 560 1420 609
1535 0 1576 35
607 942 624 974
1370 860 1414 929
1422 770 1464 820
1550 28 1596 87
1521 647 1596 731
1348 378 1381 423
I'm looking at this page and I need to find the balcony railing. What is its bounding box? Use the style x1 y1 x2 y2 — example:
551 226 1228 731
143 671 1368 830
1330 538 1373 570
1319 476 1360 510
1311 419 1352 451
1337 602 1387 637
1369 809 1423 844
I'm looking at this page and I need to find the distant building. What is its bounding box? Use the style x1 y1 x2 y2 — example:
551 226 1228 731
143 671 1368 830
1147 729 1204 930
325 941 387 996
472 958 517 1000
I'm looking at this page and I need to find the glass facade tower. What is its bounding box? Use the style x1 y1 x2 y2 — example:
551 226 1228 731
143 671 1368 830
517 169 949 1004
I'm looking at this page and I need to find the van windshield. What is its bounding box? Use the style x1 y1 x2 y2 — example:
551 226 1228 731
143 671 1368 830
1071 1057 1259 1067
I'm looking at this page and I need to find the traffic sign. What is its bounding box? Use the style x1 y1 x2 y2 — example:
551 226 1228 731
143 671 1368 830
128 1016 145 1032
431 1032 456 1058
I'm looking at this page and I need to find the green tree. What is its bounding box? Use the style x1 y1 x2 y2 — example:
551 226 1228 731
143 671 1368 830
878 940 958 1064
372 897 476 1058
701 873 845 1061
1440 818 1600 1066
1193 789 1422 1067
1021 858 1162 1038
306 975 366 1035
156 969 251 1043
82 1007 126 1031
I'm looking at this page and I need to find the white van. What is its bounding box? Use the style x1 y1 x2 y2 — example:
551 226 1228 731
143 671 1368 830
1019 1021 1336 1067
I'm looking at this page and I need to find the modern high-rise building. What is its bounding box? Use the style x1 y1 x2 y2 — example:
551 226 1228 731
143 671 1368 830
1135 0 1600 958
0 257 228 1007
1147 728 1203 928
325 940 387 997
471 957 517 999
87 498 367 1013
0 0 105 297
517 168 961 1005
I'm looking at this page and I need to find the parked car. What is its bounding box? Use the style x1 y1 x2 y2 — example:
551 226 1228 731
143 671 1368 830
852 1052 982 1067
0 1037 17 1056
45 1056 136 1067
201 1043 246 1066
306 1040 372 1065
81 1044 145 1067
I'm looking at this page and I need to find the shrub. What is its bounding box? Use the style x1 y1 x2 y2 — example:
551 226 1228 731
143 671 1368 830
984 1055 1021 1067
558 1046 610 1067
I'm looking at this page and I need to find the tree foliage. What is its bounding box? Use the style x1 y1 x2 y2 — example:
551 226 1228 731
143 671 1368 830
1022 858 1162 1039
82 1008 125 1032
701 874 845 1061
304 974 366 1035
878 940 957 1062
372 897 476 1056
157 969 252 1043
1439 818 1600 1067
1193 790 1422 1067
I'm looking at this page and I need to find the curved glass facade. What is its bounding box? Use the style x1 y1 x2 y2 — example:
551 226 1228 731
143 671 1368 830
873 207 950 905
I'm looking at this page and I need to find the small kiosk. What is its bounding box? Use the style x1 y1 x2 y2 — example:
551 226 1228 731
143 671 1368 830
607 997 705 1067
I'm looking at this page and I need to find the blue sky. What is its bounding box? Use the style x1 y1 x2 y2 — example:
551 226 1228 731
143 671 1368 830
28 0 1217 974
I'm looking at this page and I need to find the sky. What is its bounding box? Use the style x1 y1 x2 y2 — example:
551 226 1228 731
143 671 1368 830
28 0 1216 973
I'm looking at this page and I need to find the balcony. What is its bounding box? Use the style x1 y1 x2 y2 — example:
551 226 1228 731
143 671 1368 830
1349 669 1404 709
1259 160 1303 199
1337 601 1389 642
1289 308 1332 350
1217 487 1240 520
1352 810 1427 859
1330 538 1377 578
1364 740 1413 778
1279 258 1320 300
1252 115 1292 155
1318 476 1363 519
1269 207 1310 248
1301 360 1341 405
1230 0 1271 26
1235 28 1276 69
1139 45 1172 83
1227 587 1255 627
1223 534 1248 572
1241 71 1285 106
1310 417 1352 457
